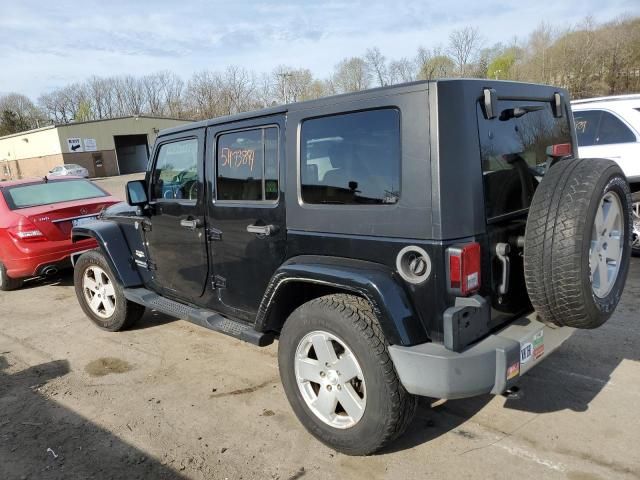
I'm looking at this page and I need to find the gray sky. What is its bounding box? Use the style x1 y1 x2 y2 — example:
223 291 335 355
0 0 638 99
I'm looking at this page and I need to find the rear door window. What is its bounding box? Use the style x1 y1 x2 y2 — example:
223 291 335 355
596 111 636 144
477 100 572 219
216 126 279 202
574 109 636 146
574 110 601 147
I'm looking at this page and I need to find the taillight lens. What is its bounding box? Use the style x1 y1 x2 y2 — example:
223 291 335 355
548 143 572 157
447 242 481 296
8 222 46 242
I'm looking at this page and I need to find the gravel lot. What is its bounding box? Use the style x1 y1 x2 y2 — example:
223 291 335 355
0 175 638 479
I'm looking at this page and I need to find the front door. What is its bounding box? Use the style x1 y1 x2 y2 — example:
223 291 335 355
144 130 209 300
207 117 286 319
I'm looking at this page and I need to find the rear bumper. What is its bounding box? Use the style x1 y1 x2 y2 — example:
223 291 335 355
4 238 97 278
388 314 574 399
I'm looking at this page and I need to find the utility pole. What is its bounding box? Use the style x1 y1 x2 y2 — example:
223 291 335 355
276 72 294 104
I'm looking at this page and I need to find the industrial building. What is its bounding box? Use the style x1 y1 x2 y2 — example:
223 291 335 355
0 116 192 180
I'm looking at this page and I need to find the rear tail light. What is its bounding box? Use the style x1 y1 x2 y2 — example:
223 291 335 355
447 242 481 296
547 143 572 158
8 221 46 242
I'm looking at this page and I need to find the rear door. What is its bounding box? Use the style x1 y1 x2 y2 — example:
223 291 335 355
477 97 574 326
206 116 286 318
144 130 209 300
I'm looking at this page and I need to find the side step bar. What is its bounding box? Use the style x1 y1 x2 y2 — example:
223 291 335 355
123 288 274 347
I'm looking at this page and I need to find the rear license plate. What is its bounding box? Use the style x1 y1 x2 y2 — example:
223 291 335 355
72 216 98 227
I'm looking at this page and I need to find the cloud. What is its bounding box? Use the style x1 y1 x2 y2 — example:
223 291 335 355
0 0 637 98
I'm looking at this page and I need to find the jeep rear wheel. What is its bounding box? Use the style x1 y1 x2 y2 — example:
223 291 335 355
74 250 145 331
278 294 417 456
524 158 632 329
0 262 23 291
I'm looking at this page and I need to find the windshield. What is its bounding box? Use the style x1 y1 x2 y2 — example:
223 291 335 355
477 100 572 219
2 180 108 209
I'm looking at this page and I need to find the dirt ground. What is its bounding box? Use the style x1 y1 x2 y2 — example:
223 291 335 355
0 176 638 479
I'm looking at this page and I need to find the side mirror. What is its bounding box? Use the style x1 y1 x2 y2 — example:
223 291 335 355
126 180 148 206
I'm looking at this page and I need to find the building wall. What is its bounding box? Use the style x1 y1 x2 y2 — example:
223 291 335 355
1 154 64 181
62 150 119 177
0 127 62 163
56 117 190 153
0 116 192 180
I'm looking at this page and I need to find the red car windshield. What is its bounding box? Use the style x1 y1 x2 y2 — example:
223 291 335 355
2 180 108 210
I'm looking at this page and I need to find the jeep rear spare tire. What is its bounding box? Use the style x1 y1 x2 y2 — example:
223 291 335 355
524 158 632 329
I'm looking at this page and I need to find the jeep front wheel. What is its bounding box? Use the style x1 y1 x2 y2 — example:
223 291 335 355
278 294 416 455
74 250 145 331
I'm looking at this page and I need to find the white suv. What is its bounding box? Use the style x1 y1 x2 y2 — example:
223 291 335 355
572 95 640 254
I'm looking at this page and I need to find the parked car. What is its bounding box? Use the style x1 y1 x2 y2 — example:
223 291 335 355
48 164 90 178
572 94 640 254
0 177 120 290
71 80 632 455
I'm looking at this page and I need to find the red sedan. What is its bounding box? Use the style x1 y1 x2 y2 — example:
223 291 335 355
0 177 120 290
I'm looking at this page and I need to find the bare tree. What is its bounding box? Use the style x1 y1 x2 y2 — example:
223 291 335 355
185 70 225 119
272 66 318 103
388 58 417 84
0 93 47 134
448 26 483 76
332 57 371 93
417 46 453 80
365 47 389 87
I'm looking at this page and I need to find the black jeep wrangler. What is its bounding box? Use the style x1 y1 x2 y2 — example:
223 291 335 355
71 80 632 455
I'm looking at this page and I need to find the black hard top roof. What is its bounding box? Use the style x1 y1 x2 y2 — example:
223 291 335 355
158 78 563 137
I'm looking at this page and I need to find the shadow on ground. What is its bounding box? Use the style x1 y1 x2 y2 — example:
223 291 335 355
0 355 186 479
383 258 640 453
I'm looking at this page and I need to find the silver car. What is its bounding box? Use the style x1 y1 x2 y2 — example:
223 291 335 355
48 164 89 178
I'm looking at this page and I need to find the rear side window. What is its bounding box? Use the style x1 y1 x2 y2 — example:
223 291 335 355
216 126 279 202
574 109 636 146
300 109 400 205
478 101 572 219
597 111 636 144
151 138 199 200
2 180 107 209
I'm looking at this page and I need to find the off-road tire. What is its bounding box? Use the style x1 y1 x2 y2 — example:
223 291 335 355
278 294 417 456
74 250 145 331
524 158 632 329
0 262 23 291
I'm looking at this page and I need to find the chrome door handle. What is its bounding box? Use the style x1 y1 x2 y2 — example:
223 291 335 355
247 224 277 236
180 218 202 230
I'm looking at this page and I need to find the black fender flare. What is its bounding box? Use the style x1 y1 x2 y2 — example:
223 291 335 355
256 255 429 346
72 220 143 287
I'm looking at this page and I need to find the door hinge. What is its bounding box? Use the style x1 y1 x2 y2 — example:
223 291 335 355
207 227 222 241
142 220 152 232
212 275 226 289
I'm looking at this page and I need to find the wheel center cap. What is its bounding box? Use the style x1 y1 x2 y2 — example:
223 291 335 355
326 370 339 385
